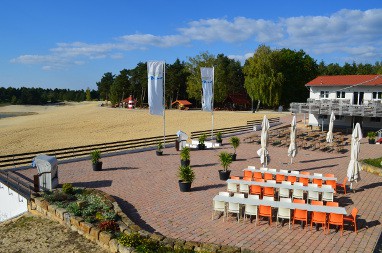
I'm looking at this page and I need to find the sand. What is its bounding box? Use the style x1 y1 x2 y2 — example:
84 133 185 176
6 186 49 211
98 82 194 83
0 102 285 155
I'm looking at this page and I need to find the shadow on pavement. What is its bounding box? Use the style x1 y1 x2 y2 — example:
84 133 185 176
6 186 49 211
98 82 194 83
102 167 139 171
191 183 226 192
72 180 112 188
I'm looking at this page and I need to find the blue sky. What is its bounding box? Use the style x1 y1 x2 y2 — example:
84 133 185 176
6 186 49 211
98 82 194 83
1 1 381 90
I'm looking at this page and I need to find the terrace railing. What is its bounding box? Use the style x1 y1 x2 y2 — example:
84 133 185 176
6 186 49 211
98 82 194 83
0 134 177 170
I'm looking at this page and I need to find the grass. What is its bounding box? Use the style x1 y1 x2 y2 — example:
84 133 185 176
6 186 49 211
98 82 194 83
362 157 382 168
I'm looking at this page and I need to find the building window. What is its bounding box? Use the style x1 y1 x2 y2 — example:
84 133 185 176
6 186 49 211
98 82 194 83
336 91 345 98
370 117 381 122
372 92 382 100
320 91 329 98
336 115 344 120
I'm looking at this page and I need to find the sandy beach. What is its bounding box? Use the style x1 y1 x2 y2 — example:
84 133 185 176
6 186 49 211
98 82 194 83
0 102 285 155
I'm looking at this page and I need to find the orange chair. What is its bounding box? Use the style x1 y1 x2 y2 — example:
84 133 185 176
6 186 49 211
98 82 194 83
326 201 339 207
250 185 262 197
343 208 358 234
311 201 326 232
292 199 308 229
258 197 273 225
327 213 344 236
243 170 252 179
253 172 263 180
300 171 310 175
313 178 323 187
299 177 309 186
263 185 274 198
275 174 285 183
243 177 252 181
230 176 240 180
336 177 348 194
324 173 335 178
325 180 337 193
264 172 273 181
287 175 297 185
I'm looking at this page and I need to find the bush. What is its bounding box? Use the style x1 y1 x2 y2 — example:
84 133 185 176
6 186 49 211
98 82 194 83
66 202 82 216
90 150 101 164
363 157 382 168
118 233 145 248
178 165 195 183
99 220 119 232
62 183 74 195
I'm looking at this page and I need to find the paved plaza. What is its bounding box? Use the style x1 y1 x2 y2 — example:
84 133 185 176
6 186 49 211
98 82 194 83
13 115 382 252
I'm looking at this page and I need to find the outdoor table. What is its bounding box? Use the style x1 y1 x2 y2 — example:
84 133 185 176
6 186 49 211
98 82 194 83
227 179 335 193
213 195 347 215
243 168 337 181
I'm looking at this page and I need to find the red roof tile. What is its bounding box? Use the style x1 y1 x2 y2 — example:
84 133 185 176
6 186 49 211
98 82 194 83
171 100 192 106
306 75 382 87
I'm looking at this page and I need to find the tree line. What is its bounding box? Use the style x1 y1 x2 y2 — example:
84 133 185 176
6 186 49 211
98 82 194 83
0 87 99 105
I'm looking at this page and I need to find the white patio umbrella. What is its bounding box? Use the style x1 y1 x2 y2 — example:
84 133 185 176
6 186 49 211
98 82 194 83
347 123 362 191
326 111 336 143
288 115 297 164
257 115 270 167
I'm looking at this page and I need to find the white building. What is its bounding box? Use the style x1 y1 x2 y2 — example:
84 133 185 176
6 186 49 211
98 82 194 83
290 75 382 131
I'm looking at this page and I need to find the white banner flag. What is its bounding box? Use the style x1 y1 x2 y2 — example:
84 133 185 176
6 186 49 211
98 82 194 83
147 61 165 116
201 67 214 112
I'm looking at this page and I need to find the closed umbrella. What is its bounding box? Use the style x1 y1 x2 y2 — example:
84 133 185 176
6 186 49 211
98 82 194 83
288 115 297 164
257 115 270 167
347 123 362 191
326 111 336 143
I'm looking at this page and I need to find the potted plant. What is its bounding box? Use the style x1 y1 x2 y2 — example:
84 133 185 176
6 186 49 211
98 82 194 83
91 150 102 171
229 136 240 161
178 165 195 192
216 132 223 145
198 134 207 150
367 131 376 144
218 151 233 180
156 142 164 156
180 147 190 167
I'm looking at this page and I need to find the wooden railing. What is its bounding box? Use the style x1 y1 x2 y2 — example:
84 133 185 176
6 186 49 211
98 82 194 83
0 134 177 170
0 170 33 200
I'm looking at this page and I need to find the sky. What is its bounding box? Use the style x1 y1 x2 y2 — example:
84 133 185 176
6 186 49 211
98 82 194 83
1 0 382 90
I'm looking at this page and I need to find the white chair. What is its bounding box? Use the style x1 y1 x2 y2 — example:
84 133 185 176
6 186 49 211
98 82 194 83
244 194 259 224
307 183 320 203
292 182 304 200
280 169 289 174
268 168 277 173
263 196 274 201
260 167 268 172
247 165 256 170
279 181 291 200
227 193 244 222
212 192 229 220
290 170 300 175
277 197 292 229
227 182 238 194
267 180 276 184
321 185 334 202
314 173 323 177
239 183 250 194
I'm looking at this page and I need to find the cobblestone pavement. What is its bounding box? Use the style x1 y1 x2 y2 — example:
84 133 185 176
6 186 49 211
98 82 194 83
14 115 382 252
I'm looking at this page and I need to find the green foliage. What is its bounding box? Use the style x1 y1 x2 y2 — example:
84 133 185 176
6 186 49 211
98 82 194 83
229 136 240 154
218 152 233 172
367 131 377 140
86 87 92 101
157 142 164 151
42 190 75 204
198 134 207 145
118 233 145 248
216 132 222 142
96 72 114 102
62 183 74 195
363 157 382 168
178 165 195 183
165 59 190 108
90 150 101 164
180 147 190 161
66 202 82 216
110 69 130 105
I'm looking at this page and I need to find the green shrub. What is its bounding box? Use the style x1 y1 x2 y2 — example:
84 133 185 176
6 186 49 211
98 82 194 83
118 233 145 248
90 150 101 164
363 157 382 168
62 183 74 195
66 202 82 216
178 165 195 183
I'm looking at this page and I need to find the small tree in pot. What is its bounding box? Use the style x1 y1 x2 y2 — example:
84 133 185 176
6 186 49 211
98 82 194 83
156 142 164 156
218 151 233 180
198 134 207 150
229 136 240 161
91 150 102 171
367 131 376 144
216 132 223 145
178 165 195 192
180 147 190 166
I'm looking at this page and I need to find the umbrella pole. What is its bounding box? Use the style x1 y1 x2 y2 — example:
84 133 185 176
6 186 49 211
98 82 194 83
290 157 293 164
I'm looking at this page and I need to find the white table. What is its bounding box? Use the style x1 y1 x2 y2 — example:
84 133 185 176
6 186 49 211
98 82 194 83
227 179 335 193
243 168 337 181
213 195 347 215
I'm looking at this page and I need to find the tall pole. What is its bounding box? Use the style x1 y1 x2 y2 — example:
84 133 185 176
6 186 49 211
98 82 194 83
211 67 214 142
163 61 166 147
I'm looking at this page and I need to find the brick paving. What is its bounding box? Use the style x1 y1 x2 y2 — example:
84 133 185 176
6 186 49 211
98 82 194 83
13 114 382 252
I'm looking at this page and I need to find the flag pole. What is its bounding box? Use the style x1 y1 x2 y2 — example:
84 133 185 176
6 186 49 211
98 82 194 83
211 66 214 143
163 61 166 147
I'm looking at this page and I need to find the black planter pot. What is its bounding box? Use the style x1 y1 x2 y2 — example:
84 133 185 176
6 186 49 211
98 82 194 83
198 144 206 150
231 153 237 161
181 159 190 167
178 180 192 192
218 170 231 181
216 140 222 145
369 139 376 144
92 161 103 171
156 150 163 156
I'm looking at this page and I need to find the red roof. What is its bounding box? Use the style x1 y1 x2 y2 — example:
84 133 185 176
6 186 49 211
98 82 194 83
306 75 382 87
171 100 192 106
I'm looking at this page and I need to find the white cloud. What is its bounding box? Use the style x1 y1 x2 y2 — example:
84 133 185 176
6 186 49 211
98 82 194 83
227 52 254 64
10 8 382 69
